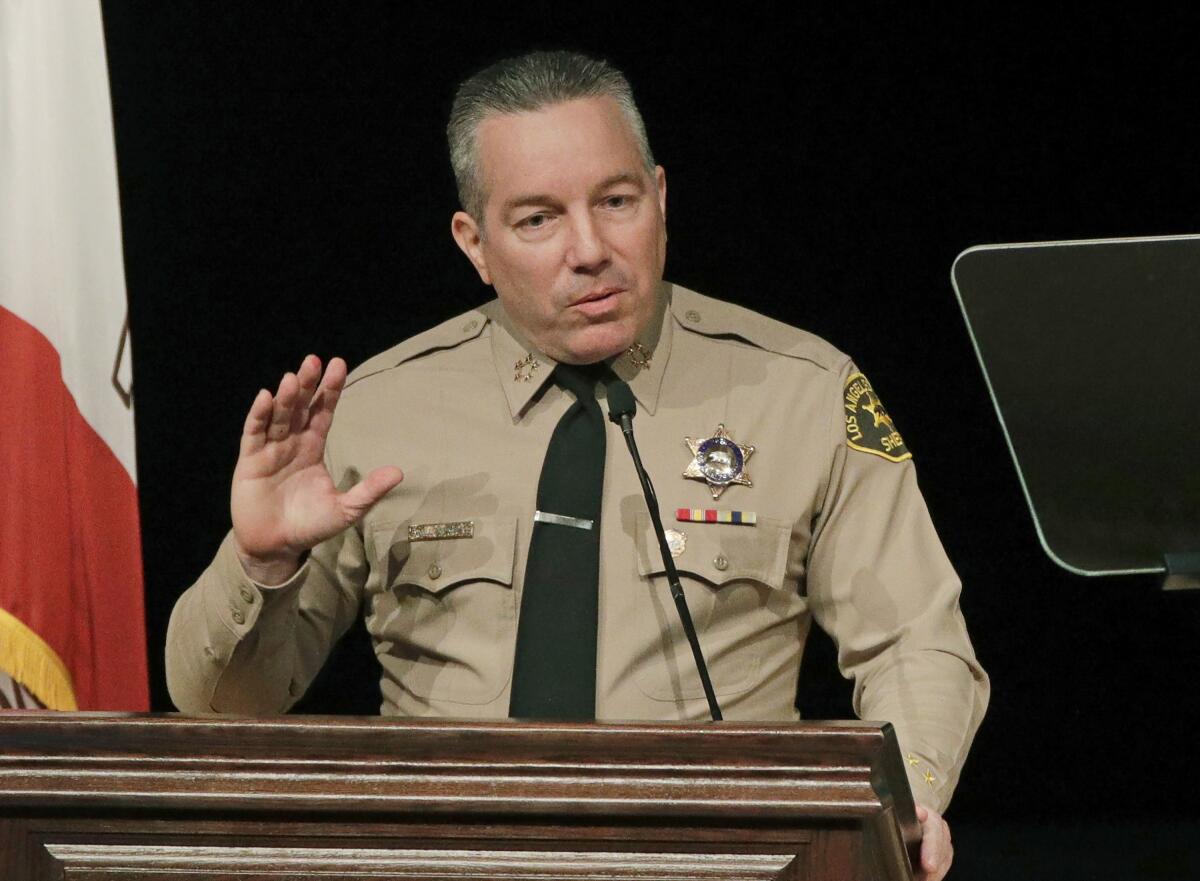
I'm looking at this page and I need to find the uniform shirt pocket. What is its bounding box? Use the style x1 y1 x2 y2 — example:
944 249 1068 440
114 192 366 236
631 511 794 701
368 516 518 704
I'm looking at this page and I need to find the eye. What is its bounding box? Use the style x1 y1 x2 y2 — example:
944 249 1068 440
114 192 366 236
512 211 559 238
602 194 631 209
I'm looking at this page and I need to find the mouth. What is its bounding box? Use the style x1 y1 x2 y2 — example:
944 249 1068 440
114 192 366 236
569 287 626 318
570 286 625 307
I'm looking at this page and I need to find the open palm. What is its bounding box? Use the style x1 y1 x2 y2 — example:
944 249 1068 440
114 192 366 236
231 355 403 581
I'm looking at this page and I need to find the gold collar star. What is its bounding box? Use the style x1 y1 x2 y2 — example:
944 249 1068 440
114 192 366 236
513 353 541 382
683 423 755 500
625 341 652 371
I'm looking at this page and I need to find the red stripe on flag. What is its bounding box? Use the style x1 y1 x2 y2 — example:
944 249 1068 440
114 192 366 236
0 306 148 710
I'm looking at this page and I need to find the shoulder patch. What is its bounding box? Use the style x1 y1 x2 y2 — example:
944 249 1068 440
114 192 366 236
843 372 911 462
669 283 843 371
345 306 489 388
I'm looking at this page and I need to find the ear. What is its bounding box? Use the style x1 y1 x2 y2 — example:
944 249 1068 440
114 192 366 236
655 165 667 222
451 211 492 285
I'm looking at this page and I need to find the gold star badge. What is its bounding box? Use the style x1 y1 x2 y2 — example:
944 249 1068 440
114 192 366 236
923 770 936 787
683 424 755 500
907 754 920 767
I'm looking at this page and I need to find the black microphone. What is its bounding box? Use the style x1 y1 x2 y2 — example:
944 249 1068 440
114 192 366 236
606 378 722 721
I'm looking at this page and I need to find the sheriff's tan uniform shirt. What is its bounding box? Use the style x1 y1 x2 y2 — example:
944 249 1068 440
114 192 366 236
167 282 989 811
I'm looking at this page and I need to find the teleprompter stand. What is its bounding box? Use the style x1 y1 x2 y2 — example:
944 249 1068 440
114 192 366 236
0 713 921 880
953 234 1200 589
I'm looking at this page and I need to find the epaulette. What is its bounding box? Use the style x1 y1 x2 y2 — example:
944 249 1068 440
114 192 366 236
345 304 490 388
668 283 845 372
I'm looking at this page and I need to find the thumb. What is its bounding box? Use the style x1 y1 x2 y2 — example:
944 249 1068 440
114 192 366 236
338 466 404 521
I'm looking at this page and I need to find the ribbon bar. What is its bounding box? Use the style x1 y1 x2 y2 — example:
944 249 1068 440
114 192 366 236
675 508 757 525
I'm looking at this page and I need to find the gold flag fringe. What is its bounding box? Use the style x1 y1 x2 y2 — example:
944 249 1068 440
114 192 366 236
0 607 77 710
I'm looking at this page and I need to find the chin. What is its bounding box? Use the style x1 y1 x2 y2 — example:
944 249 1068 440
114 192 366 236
559 324 634 365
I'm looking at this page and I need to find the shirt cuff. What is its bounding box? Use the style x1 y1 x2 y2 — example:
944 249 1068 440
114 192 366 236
210 531 309 638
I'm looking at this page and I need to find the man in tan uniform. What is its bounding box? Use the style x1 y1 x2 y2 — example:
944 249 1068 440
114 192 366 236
167 51 985 880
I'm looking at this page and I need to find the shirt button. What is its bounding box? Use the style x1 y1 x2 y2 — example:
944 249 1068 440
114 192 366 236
463 319 478 332
231 609 246 625
428 563 443 580
713 554 729 571
685 309 702 323
239 587 255 604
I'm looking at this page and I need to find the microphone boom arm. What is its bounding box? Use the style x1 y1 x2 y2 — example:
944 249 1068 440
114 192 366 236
613 410 723 722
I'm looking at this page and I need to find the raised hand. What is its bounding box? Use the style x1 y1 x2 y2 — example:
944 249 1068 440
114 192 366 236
230 355 403 584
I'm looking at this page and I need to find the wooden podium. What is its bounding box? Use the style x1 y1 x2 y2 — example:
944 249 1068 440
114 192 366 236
0 713 919 879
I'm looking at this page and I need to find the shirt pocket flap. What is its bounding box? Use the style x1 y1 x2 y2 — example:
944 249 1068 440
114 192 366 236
373 517 518 595
634 510 790 590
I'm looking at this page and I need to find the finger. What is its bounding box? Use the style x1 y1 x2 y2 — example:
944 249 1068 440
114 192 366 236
240 388 274 456
927 835 953 881
921 836 942 874
919 813 951 879
308 356 349 437
290 355 322 434
268 372 299 442
337 466 404 522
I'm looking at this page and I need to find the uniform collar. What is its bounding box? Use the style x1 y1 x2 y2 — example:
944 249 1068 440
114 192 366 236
486 281 675 421
607 282 671 418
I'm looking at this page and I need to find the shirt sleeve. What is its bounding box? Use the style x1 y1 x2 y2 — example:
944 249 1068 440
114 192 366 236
804 359 990 812
164 503 368 715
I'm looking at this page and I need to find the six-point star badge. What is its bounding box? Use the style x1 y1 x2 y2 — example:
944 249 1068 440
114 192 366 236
683 424 755 500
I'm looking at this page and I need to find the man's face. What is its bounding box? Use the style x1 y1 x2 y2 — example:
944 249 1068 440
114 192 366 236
451 97 667 365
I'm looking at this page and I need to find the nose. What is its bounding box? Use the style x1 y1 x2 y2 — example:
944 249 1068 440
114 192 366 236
565 212 610 273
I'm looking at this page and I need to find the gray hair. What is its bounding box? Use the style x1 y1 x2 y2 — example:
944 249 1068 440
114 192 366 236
448 50 655 222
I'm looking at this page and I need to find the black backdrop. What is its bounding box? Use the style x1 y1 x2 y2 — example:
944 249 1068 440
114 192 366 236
100 3 1200 869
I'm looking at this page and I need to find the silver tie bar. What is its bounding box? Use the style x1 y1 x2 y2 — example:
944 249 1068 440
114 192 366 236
533 510 594 531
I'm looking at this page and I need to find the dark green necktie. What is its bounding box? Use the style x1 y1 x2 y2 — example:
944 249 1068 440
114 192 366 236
509 363 606 720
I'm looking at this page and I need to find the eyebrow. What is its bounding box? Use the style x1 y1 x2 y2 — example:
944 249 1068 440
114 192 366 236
499 172 647 218
591 172 646 196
